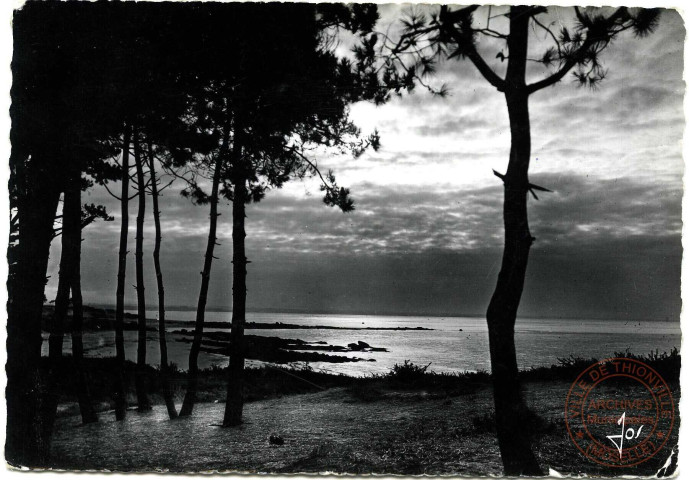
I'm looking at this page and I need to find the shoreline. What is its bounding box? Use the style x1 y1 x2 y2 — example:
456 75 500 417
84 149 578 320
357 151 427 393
41 305 681 375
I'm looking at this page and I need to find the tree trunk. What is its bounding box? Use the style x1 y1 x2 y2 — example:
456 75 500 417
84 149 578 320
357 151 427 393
42 159 85 447
48 189 75 360
147 140 178 419
114 125 131 420
6 151 63 466
133 127 152 412
71 207 99 424
485 6 543 476
223 137 247 427
180 131 228 417
41 231 69 445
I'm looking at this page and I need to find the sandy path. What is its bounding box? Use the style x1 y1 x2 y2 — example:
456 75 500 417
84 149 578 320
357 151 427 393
48 380 678 475
50 386 503 474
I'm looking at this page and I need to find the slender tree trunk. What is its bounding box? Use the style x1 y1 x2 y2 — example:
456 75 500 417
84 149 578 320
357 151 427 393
180 132 228 417
223 137 248 427
6 150 63 466
485 6 542 476
41 169 82 460
114 125 131 420
133 127 152 412
48 189 75 360
42 231 70 442
147 141 178 419
43 160 97 427
71 210 98 424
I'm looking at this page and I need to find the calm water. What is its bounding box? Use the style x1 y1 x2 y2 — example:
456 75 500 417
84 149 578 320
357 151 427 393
43 311 681 377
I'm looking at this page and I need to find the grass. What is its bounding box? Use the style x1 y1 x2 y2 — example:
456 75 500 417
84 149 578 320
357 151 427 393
520 347 680 384
47 348 680 416
45 351 681 475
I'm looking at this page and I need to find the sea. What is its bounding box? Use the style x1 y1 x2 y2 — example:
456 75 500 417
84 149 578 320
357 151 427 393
42 311 682 377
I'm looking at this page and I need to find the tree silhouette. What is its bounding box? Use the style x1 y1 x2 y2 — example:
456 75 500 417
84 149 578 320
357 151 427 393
178 154 227 416
9 1 221 457
146 140 178 419
112 126 132 420
8 2 129 463
42 158 92 450
131 127 152 412
9 11 71 466
98 4 219 419
373 5 662 474
8 4 380 456
221 5 379 428
42 157 112 446
148 3 380 421
179 113 230 418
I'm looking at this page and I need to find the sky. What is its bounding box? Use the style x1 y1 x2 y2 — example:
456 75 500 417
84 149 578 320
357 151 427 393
43 5 685 321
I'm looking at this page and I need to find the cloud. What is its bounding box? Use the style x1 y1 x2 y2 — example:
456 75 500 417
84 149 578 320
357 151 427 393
47 167 681 318
528 173 682 245
42 6 684 322
415 114 496 137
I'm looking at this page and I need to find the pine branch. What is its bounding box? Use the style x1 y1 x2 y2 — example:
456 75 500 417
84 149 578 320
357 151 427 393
288 146 354 212
438 6 507 92
526 37 594 93
528 7 632 94
531 16 562 59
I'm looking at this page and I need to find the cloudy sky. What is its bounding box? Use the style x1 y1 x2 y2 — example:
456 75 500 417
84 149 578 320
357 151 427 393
44 5 684 321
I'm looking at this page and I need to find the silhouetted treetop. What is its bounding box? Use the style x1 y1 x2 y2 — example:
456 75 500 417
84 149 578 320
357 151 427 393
353 5 664 100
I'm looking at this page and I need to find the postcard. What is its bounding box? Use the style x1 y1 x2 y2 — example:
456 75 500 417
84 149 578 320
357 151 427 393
5 1 682 477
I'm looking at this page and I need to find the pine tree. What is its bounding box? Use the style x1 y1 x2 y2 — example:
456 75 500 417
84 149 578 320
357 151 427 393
374 5 663 474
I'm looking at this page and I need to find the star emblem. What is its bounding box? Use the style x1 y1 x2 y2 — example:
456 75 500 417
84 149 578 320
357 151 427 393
657 432 665 439
576 431 585 440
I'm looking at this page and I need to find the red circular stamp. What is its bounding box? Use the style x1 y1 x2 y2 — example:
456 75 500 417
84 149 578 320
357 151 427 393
564 357 674 467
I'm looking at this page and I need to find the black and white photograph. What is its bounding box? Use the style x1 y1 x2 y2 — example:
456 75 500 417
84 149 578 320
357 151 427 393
5 1 684 476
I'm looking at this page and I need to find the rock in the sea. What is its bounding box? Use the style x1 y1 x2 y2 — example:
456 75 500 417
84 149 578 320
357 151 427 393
347 341 386 352
269 434 284 446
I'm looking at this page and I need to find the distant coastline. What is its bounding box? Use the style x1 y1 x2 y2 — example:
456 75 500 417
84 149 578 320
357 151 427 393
40 305 433 332
84 303 675 323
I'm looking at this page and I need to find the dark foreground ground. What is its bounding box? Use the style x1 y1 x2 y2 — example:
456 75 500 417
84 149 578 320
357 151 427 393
44 351 680 476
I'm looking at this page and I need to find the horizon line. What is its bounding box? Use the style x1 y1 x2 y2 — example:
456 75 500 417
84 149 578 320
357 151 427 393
50 303 676 323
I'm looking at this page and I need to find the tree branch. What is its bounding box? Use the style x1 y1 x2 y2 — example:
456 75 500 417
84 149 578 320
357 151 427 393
531 16 562 58
475 28 509 40
438 6 507 92
287 147 332 191
448 29 506 92
526 37 593 94
528 7 631 94
285 146 353 211
102 182 123 201
158 178 175 193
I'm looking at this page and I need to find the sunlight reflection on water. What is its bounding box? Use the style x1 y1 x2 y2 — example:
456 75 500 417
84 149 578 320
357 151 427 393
43 311 680 377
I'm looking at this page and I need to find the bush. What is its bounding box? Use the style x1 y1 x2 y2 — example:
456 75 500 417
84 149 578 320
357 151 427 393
520 347 680 383
387 360 432 384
